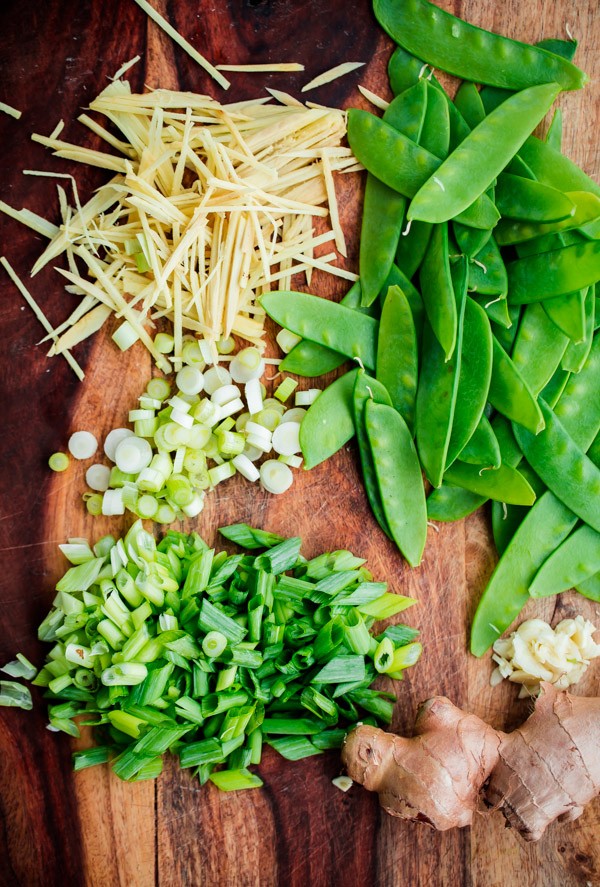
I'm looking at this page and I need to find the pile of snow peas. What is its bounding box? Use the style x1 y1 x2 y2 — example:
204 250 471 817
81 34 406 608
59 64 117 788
261 0 600 655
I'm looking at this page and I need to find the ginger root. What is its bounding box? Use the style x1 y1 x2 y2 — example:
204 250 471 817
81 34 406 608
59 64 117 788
341 684 600 841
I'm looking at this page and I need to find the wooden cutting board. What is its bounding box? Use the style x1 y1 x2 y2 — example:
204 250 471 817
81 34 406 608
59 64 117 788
0 1 599 884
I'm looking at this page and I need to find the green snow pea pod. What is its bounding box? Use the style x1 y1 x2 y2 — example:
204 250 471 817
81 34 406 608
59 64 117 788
514 229 586 259
470 492 578 656
494 174 575 223
359 82 428 307
415 258 467 487
419 222 457 359
561 287 595 373
519 137 600 200
459 414 500 468
443 461 536 506
513 399 600 533
421 81 450 159
492 499 530 557
553 333 600 444
280 280 369 377
467 236 507 296
347 110 499 229
530 524 600 598
479 86 513 114
353 370 393 538
576 572 600 602
489 337 545 434
299 369 359 470
365 399 427 567
476 295 514 332
540 366 571 409
511 302 568 396
388 45 445 97
446 298 493 466
373 0 587 90
495 191 600 246
454 223 492 259
376 286 418 431
395 220 432 280
407 83 561 225
427 485 486 522
535 38 578 62
545 108 563 152
454 82 486 130
542 288 587 342
506 240 600 304
261 292 377 371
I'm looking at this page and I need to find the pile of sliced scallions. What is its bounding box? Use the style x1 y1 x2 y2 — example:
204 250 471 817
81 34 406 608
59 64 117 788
50 344 324 522
20 522 420 789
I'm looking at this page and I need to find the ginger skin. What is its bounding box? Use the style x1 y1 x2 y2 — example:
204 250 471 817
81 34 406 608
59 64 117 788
341 684 600 841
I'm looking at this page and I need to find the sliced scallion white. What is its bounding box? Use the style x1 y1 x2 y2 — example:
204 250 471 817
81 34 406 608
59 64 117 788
229 347 264 383
203 365 232 394
260 460 293 495
49 452 70 472
114 436 152 474
245 378 263 416
176 366 204 396
279 407 306 425
211 384 241 407
104 428 135 462
68 431 98 460
232 454 260 482
85 464 111 492
272 422 301 456
275 329 302 354
295 389 321 407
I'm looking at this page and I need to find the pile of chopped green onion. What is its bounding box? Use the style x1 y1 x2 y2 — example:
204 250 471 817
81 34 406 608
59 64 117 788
28 522 421 789
70 345 321 523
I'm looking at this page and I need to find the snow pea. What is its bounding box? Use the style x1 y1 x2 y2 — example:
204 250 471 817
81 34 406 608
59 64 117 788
388 45 445 97
353 371 392 539
421 81 450 159
576 572 600 602
545 108 563 152
446 298 493 466
454 82 485 130
476 295 513 331
519 137 600 200
514 229 586 260
471 492 577 656
347 110 499 229
373 0 587 91
494 174 575 223
365 399 427 567
419 222 457 359
529 524 600 598
359 82 428 306
492 500 529 557
280 280 367 377
511 302 568 396
489 337 545 434
459 414 500 468
535 38 578 62
454 223 491 259
395 219 432 279
407 83 561 225
496 191 600 246
427 484 486 522
261 292 378 371
542 289 587 342
376 286 418 431
299 369 359 470
506 240 600 304
553 333 600 445
443 461 535 506
540 366 571 409
467 236 507 296
561 287 595 373
415 258 467 487
513 399 600 533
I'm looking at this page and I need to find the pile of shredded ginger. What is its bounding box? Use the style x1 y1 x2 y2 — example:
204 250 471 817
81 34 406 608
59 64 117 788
4 79 359 374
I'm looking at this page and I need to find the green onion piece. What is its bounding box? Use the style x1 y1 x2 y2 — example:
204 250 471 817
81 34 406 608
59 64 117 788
49 717 80 737
107 710 145 739
373 638 394 674
208 768 263 791
215 666 238 692
248 728 263 765
0 680 33 710
198 599 246 645
180 738 224 768
49 452 70 472
219 524 285 550
342 611 372 655
202 630 227 658
358 593 416 620
201 690 249 718
101 662 148 686
73 746 112 771
130 757 164 781
55 558 105 593
312 655 366 685
348 690 395 724
386 642 423 673
377 624 420 646
333 582 388 606
261 717 323 734
174 696 205 725
268 736 322 760
146 378 171 400
274 377 298 403
254 537 302 574
313 620 345 661
132 725 190 756
1 653 37 680
312 728 347 750
183 549 214 598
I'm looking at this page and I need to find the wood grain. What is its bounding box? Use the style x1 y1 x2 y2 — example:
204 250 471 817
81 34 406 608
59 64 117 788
0 1 598 885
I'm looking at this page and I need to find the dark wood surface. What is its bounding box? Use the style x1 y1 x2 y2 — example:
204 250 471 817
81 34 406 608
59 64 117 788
0 1 598 885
